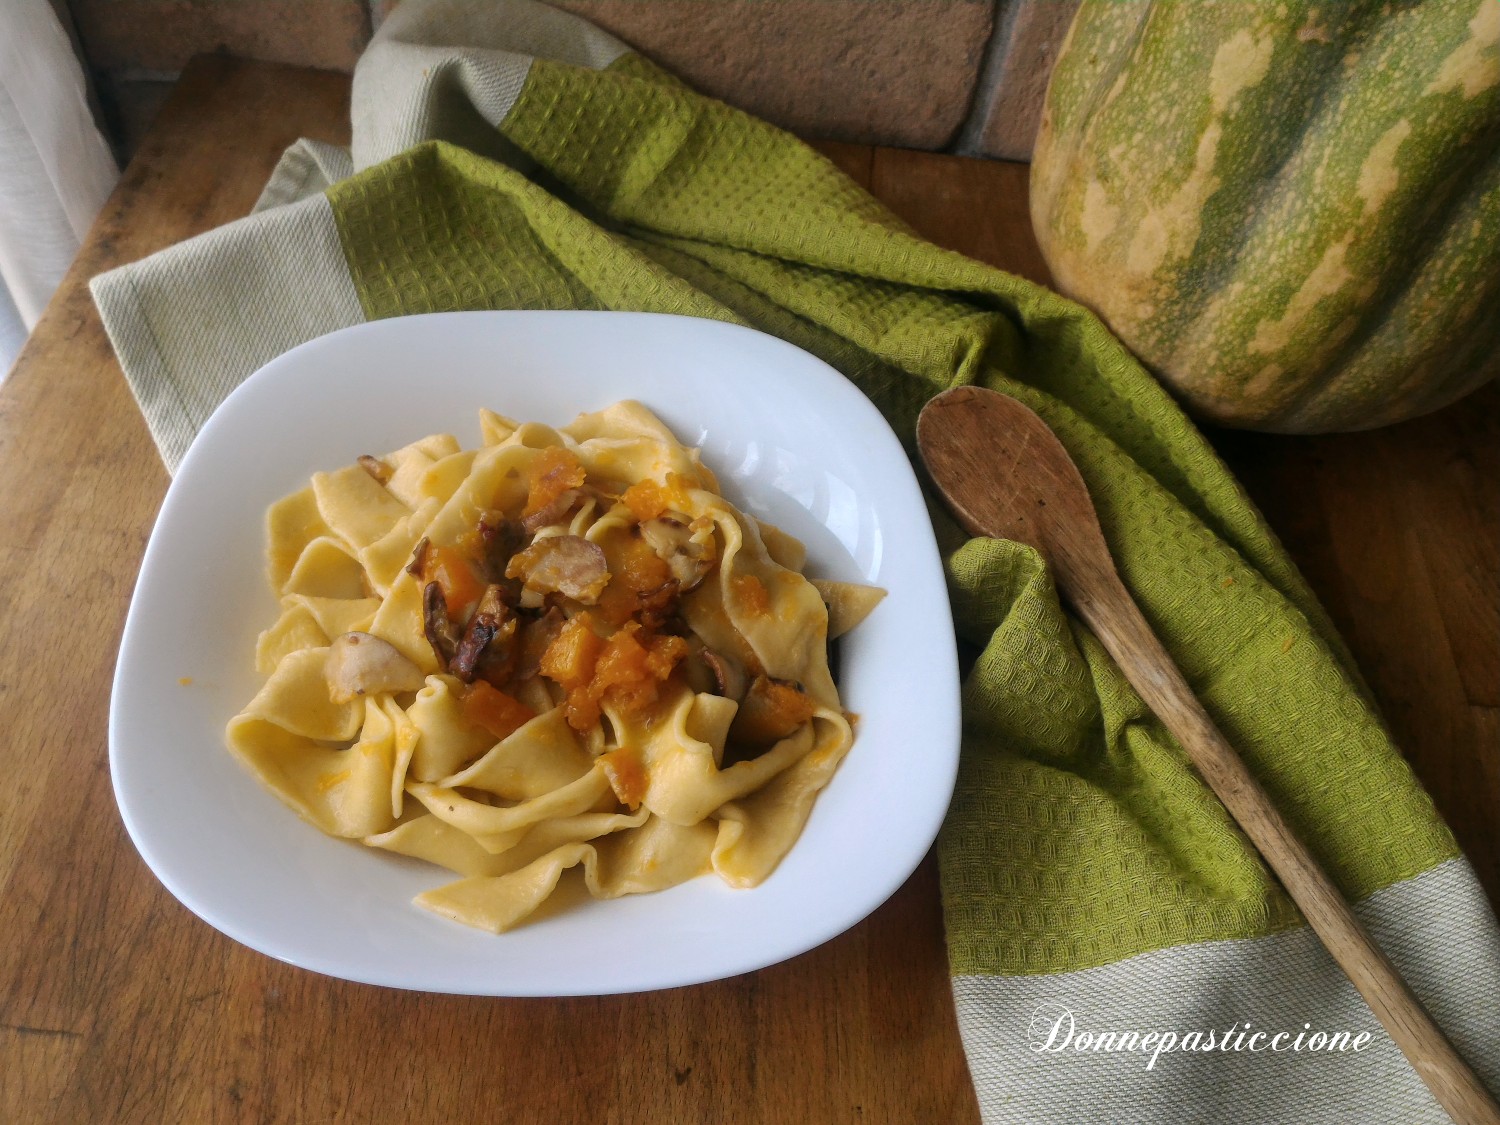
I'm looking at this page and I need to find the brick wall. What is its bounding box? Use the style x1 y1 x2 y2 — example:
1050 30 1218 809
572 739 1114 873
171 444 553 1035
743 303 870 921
70 0 1081 161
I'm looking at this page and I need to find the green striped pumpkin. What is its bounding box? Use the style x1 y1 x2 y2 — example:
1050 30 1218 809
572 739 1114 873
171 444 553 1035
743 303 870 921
1030 0 1500 433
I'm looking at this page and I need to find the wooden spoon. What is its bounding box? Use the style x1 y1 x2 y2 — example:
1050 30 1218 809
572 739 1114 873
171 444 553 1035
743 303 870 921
916 385 1500 1125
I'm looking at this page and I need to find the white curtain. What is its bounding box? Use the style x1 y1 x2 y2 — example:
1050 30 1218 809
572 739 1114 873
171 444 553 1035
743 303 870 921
0 0 118 377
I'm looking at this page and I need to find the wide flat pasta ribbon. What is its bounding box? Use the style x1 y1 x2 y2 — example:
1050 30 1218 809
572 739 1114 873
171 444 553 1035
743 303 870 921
228 402 876 932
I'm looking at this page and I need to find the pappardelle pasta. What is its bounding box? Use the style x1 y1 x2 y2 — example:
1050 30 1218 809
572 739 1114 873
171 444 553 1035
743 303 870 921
227 402 883 933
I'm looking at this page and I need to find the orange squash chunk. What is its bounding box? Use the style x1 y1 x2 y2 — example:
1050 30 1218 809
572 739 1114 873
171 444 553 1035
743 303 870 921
622 478 668 522
427 544 486 614
523 446 586 519
461 681 536 742
597 534 675 626
730 675 817 748
589 624 688 718
599 745 648 809
539 613 603 688
591 627 652 709
642 630 690 679
621 473 696 522
539 613 605 729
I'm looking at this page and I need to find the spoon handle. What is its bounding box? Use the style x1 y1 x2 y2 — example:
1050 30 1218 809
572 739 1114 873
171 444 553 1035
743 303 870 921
1064 562 1500 1125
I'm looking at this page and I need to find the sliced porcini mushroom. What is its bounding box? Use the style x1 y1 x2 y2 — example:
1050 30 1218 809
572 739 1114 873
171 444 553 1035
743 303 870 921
325 631 426 703
451 585 516 683
422 581 462 669
809 579 886 639
519 488 583 534
700 648 747 701
639 515 716 591
639 583 681 629
357 454 392 485
406 536 430 580
475 516 524 580
504 535 610 604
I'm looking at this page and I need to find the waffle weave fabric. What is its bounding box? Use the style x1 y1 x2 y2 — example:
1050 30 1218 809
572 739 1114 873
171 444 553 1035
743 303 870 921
89 1 1498 1119
325 55 1458 970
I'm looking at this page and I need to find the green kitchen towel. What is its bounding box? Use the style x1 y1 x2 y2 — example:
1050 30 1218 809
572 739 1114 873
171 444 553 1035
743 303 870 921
91 1 1500 1120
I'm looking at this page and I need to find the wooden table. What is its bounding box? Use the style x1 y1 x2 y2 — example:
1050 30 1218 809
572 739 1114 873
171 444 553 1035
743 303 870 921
2 56 1494 1124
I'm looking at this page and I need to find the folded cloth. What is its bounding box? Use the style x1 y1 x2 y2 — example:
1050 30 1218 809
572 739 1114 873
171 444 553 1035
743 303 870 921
91 1 1500 1120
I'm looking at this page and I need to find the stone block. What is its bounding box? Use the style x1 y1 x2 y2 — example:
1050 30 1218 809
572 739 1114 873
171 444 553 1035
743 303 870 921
548 0 996 150
73 0 1070 157
68 0 372 73
960 0 1077 160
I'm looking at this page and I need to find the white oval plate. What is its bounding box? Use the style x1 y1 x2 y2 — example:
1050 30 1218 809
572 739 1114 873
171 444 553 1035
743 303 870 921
110 311 960 995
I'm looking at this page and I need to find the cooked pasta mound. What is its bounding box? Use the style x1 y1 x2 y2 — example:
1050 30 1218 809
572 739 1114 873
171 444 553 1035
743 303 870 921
226 401 883 932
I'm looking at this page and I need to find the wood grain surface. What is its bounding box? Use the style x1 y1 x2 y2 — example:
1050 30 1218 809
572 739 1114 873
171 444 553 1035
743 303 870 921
0 55 1493 1125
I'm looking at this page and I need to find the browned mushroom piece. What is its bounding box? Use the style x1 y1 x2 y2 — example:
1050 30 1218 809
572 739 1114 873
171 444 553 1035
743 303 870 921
405 536 430 580
700 648 747 701
475 516 523 568
422 580 463 669
513 606 566 681
635 576 682 631
504 535 610 604
639 516 716 591
356 454 392 484
472 516 525 603
452 586 517 684
519 488 583 534
325 632 426 703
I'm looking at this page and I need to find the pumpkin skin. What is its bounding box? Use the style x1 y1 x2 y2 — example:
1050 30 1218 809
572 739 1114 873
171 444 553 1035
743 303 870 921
1031 0 1500 433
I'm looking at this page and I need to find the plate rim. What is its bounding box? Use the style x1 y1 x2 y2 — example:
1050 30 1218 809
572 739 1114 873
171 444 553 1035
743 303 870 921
109 309 962 995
